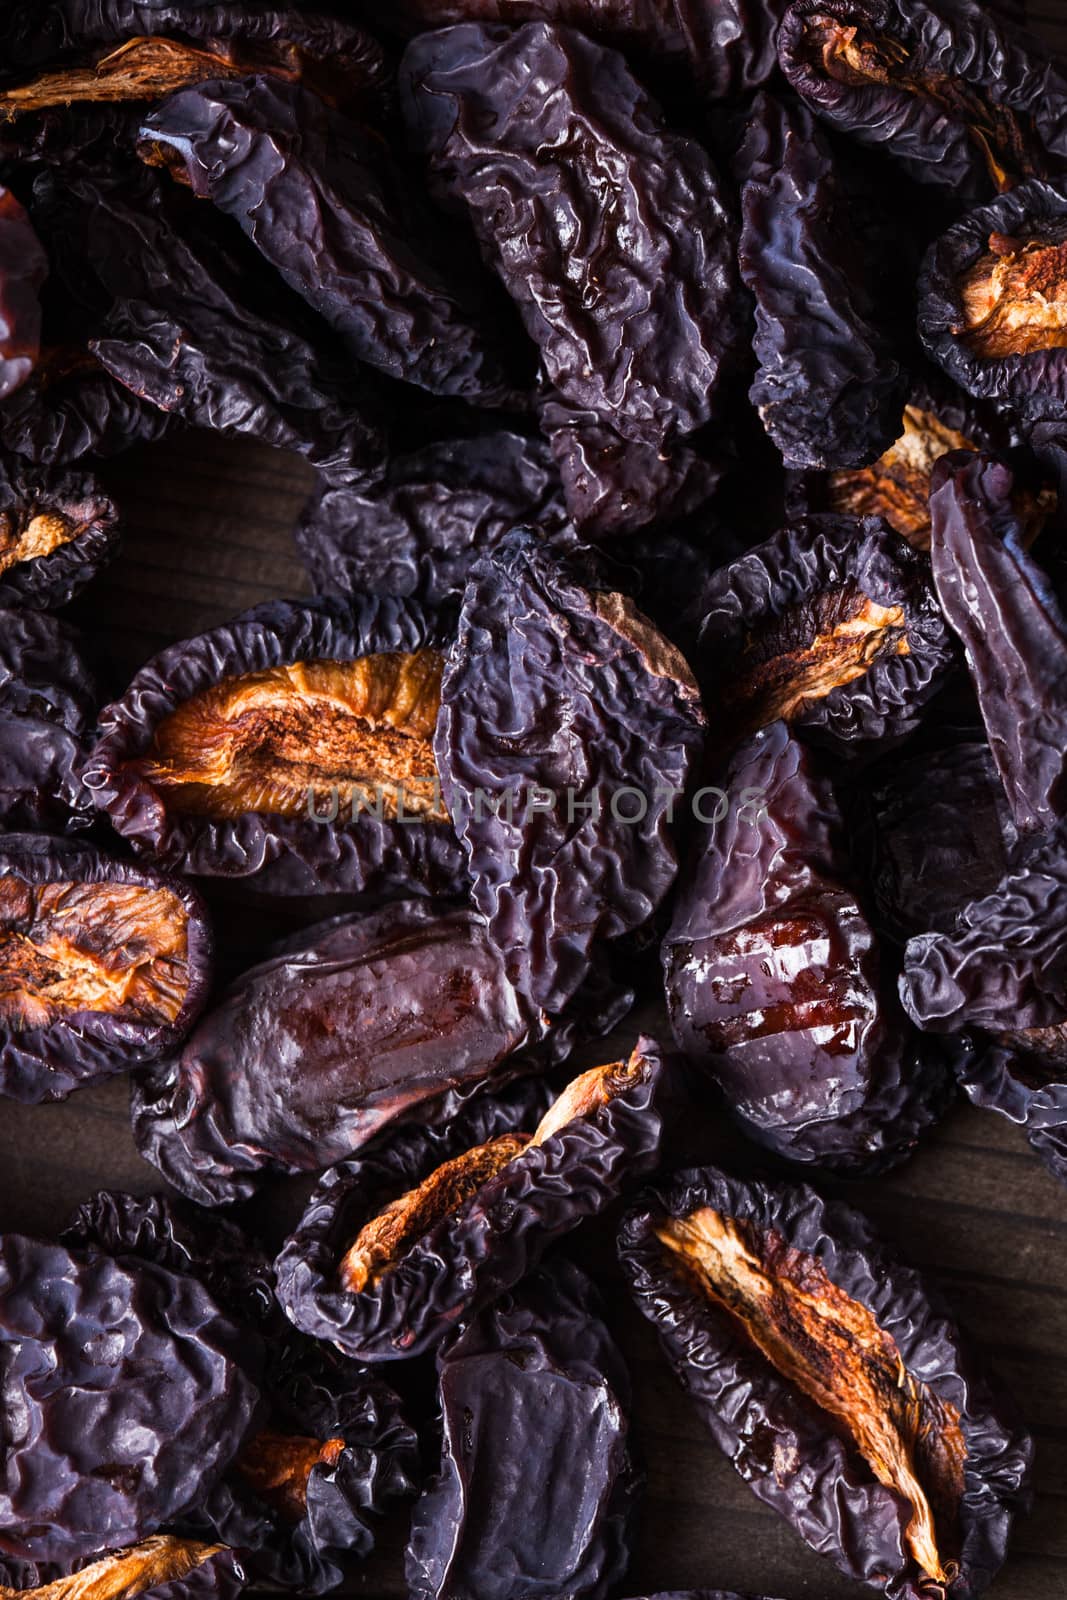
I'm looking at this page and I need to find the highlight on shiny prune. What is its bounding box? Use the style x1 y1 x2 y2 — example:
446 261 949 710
406 1258 638 1600
0 454 119 608
619 1166 1034 1600
82 596 465 898
696 514 953 755
275 1040 667 1361
0 1537 247 1600
778 0 1067 199
0 187 47 401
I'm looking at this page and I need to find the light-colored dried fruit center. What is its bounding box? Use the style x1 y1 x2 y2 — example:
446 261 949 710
0 876 190 1029
136 651 447 822
656 1206 967 1587
955 233 1067 358
0 1536 226 1600
237 1432 346 1523
0 509 83 573
826 408 977 548
339 1055 644 1293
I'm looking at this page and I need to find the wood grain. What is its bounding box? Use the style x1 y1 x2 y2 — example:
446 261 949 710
4 11 1067 1598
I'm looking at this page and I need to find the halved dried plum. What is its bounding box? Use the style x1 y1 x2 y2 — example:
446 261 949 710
0 455 119 609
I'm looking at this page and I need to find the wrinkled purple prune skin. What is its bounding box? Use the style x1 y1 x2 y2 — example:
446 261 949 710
0 606 97 831
81 596 465 898
400 23 742 447
295 432 566 609
778 0 1067 200
0 454 120 608
130 899 552 1206
275 1037 667 1362
0 356 175 466
619 1166 1034 1600
955 1037 1067 1189
929 451 1067 834
696 515 954 755
141 78 523 408
435 531 706 1012
918 181 1067 422
406 1258 638 1600
735 93 906 471
0 832 213 1105
0 1233 262 1567
663 723 952 1172
65 1192 418 1595
0 188 47 400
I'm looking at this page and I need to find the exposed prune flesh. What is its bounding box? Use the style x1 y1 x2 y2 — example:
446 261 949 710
696 516 953 755
0 188 47 401
619 1167 1033 1599
0 1540 244 1600
406 1258 637 1600
0 455 119 608
275 1041 666 1361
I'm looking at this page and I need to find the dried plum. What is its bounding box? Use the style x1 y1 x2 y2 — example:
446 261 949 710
0 454 118 608
0 606 97 832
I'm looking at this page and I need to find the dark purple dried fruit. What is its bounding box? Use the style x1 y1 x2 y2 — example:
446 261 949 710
955 1033 1067 1190
619 1166 1033 1600
0 187 47 400
0 349 174 466
0 454 119 608
0 606 97 832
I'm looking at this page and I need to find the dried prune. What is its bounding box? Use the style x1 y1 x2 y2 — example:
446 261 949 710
140 79 524 408
0 454 118 608
955 1034 1067 1189
406 1258 637 1600
82 596 465 897
435 531 705 1012
0 1233 262 1567
735 92 906 471
663 722 952 1172
295 433 566 609
695 515 953 756
65 1192 418 1594
0 832 212 1104
778 0 1067 200
399 23 742 464
619 1166 1033 1599
131 899 557 1206
0 187 46 400
0 1539 247 1600
918 179 1067 421
0 349 174 466
0 606 97 832
275 1039 667 1361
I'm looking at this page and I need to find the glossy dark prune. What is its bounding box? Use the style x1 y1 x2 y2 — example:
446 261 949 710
295 432 566 609
0 1233 262 1567
918 180 1067 422
0 187 47 400
619 1166 1033 1600
81 596 465 897
406 1258 637 1600
0 454 118 608
131 899 557 1206
663 722 952 1172
0 1540 248 1600
65 1192 418 1594
0 832 212 1104
275 1040 667 1362
778 0 1067 200
436 531 706 1012
0 350 174 465
735 92 906 471
0 605 97 831
696 515 954 756
140 78 525 408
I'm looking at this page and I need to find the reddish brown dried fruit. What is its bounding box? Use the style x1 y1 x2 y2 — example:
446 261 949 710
954 230 1067 357
0 1538 234 1600
821 407 980 545
235 1435 346 1526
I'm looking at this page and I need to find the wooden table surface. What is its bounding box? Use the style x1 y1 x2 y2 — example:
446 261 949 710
4 12 1067 1599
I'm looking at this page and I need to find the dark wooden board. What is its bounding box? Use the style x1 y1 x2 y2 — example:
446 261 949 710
4 13 1067 1596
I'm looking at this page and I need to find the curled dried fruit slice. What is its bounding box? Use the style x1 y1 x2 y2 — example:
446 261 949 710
0 833 212 1104
83 598 464 897
619 1167 1033 1599
0 1541 241 1600
0 456 119 608
277 1042 666 1361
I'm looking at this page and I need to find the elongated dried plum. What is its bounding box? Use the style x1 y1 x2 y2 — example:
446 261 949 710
82 597 465 897
0 1539 247 1600
663 722 951 1172
131 898 557 1206
0 187 47 400
275 1039 667 1361
0 1233 262 1567
778 0 1067 199
436 531 705 1012
696 515 953 755
0 833 212 1104
0 454 118 607
406 1258 637 1600
735 92 906 471
619 1166 1033 1600
0 606 97 832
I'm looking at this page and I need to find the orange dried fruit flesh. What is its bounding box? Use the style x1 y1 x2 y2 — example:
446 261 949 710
133 651 447 822
825 407 978 548
236 1432 346 1523
656 1206 967 1587
0 507 83 574
0 1537 228 1600
955 231 1067 358
339 1055 647 1293
0 876 190 1029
